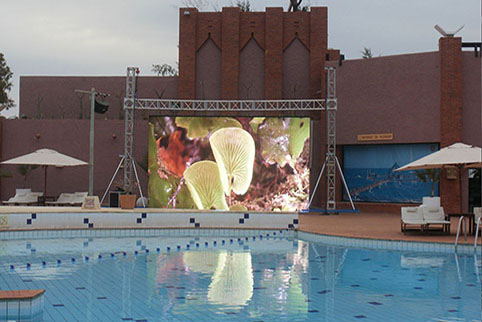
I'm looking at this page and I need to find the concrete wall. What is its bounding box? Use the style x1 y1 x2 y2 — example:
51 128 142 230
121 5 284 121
0 119 148 201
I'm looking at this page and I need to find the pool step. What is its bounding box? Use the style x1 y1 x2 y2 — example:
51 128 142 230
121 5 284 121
0 289 45 322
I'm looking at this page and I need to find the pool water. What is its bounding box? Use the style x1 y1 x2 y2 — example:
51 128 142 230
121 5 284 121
0 230 480 322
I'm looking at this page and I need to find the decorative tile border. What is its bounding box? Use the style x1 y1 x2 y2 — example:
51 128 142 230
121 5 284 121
0 215 8 228
0 211 298 232
0 228 296 241
297 231 481 254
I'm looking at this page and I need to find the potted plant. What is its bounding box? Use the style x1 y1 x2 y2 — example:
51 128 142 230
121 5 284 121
119 193 137 209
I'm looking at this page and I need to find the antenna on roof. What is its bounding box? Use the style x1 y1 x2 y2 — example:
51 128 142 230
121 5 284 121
434 24 464 37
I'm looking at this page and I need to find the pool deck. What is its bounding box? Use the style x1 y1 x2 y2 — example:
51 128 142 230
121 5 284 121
0 205 479 245
299 211 478 245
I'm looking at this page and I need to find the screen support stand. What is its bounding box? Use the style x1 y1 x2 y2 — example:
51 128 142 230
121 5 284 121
306 154 355 213
101 155 146 207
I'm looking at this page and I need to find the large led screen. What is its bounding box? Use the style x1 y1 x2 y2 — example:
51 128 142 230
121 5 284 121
148 117 310 211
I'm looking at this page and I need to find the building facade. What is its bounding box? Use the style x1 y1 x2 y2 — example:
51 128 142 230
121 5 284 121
2 7 480 213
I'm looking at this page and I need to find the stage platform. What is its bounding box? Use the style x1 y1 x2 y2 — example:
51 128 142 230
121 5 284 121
0 206 299 231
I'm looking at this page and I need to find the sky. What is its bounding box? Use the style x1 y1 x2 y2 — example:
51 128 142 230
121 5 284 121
0 0 480 118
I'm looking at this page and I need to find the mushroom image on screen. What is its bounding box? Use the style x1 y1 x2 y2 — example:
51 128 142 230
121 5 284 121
183 160 229 210
209 127 255 196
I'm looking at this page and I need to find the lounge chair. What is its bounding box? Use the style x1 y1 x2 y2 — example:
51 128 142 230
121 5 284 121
474 207 482 234
422 206 451 233
45 192 88 207
45 193 75 206
401 207 425 232
72 192 88 206
3 190 43 206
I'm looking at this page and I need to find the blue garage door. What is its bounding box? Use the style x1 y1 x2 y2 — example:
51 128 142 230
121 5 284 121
343 144 439 203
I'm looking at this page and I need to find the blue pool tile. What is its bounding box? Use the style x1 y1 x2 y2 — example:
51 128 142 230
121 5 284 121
368 301 382 306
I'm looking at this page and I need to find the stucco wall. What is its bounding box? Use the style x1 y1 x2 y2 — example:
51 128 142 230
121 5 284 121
20 76 178 120
239 38 265 100
462 51 482 145
283 38 310 99
195 39 222 100
336 52 440 145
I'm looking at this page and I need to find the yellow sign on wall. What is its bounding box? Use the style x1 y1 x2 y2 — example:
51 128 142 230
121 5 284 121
357 133 393 141
0 215 9 228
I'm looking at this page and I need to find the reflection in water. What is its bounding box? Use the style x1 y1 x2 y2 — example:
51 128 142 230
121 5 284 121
208 252 253 308
183 251 220 274
400 255 445 268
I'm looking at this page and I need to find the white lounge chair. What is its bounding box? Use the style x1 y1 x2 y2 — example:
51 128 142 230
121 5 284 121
422 206 451 233
401 207 425 232
474 207 482 234
45 192 87 207
3 190 43 206
72 192 88 206
45 193 75 206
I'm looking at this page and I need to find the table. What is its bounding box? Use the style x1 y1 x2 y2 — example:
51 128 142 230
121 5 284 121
447 213 474 235
37 196 56 206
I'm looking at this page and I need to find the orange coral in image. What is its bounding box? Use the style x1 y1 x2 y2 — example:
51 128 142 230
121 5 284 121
157 130 189 177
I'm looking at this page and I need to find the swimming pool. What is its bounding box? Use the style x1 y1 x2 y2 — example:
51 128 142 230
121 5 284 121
0 229 480 322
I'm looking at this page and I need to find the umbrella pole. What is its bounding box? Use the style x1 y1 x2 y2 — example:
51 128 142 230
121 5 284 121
458 165 464 213
43 165 48 195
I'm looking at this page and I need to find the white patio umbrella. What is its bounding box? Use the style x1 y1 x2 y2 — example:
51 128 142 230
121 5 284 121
395 143 481 211
1 148 88 194
395 143 481 171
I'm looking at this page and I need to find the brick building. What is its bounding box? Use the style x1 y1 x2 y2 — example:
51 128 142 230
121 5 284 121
2 6 481 213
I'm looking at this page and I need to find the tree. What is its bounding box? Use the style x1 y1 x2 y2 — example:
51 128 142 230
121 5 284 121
181 0 218 10
0 53 14 111
415 169 440 197
235 0 250 11
361 47 373 59
152 63 178 76
17 165 39 188
288 0 308 11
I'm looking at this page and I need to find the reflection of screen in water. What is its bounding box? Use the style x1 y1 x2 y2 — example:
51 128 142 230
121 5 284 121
148 116 310 211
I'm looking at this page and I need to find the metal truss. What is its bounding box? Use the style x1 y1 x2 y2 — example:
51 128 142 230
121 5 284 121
123 67 137 193
325 67 337 210
124 98 325 111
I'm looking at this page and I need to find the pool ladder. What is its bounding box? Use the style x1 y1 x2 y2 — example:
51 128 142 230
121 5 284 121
454 215 482 252
474 217 481 252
